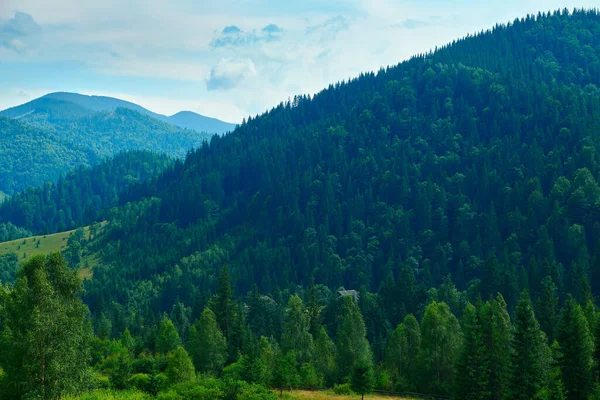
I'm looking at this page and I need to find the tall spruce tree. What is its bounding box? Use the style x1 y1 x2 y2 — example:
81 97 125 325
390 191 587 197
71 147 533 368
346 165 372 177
188 307 227 374
556 297 594 400
480 294 512 400
454 303 490 400
510 291 550 400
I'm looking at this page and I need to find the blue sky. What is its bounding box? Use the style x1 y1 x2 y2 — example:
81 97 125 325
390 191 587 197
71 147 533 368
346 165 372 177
0 0 597 122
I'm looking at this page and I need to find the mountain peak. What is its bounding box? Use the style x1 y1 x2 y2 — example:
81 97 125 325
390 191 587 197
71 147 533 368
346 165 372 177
1 92 236 134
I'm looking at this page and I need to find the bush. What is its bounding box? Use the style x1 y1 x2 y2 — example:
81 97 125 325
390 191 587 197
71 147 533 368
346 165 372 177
128 373 151 392
333 383 354 395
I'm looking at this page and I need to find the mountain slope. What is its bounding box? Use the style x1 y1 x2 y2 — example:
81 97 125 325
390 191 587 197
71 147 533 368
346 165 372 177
1 92 236 134
5 10 599 321
0 108 206 194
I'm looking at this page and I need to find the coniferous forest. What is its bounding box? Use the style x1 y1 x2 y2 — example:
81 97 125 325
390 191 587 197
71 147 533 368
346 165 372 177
3 8 600 400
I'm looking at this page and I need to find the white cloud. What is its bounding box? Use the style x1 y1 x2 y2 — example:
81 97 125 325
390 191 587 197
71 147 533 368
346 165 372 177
1 0 600 122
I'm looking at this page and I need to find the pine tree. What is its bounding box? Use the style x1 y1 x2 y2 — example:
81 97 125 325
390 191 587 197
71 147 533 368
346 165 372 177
480 294 511 400
454 303 490 400
556 297 594 400
536 276 559 343
188 307 227 374
510 291 550 400
350 359 375 400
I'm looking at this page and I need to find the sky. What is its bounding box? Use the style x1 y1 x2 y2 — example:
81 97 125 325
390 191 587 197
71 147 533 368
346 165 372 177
0 0 598 123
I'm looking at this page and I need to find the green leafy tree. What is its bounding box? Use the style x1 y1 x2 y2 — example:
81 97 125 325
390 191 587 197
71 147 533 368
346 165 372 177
188 307 227 374
510 292 550 400
272 350 299 394
336 296 372 379
556 297 594 400
417 301 462 395
0 253 90 399
165 346 195 385
385 314 420 389
350 359 375 400
281 295 314 365
109 350 132 390
313 327 336 386
157 317 182 354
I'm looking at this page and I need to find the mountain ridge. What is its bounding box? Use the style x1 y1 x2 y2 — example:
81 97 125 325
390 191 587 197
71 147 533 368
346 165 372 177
1 92 237 134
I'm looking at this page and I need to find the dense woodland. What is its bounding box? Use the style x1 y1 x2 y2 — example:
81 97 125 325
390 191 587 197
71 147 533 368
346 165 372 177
0 107 211 194
2 8 600 400
0 151 173 233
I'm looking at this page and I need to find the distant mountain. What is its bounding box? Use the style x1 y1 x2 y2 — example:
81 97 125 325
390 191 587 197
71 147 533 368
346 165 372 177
0 107 211 194
1 92 236 134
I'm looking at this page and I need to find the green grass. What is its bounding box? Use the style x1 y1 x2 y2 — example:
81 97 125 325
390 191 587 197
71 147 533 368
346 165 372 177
0 224 104 279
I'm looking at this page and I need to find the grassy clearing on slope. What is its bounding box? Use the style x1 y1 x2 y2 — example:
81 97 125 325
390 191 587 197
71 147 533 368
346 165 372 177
0 224 104 279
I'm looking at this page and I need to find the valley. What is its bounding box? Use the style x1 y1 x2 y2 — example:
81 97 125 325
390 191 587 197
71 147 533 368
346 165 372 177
1 7 600 400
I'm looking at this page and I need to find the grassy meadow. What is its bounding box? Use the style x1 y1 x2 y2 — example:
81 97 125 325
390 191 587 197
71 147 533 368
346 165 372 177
0 224 103 279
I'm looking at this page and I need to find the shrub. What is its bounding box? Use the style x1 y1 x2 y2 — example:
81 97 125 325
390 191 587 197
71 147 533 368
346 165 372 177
333 383 354 395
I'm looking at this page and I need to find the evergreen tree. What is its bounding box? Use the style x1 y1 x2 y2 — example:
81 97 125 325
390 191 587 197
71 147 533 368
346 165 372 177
272 351 299 394
350 359 375 400
556 297 594 400
0 253 90 399
335 296 372 379
480 294 512 400
454 303 490 400
417 301 462 395
536 276 559 343
510 292 550 400
188 307 227 374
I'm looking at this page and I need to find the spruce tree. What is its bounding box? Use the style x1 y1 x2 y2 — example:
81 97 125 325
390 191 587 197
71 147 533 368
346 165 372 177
188 307 227 374
351 359 375 400
510 291 550 400
556 297 594 400
480 294 512 400
454 303 490 400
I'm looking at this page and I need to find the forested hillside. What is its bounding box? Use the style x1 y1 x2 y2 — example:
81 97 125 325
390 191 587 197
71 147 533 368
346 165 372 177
3 8 600 400
0 108 208 194
0 151 172 233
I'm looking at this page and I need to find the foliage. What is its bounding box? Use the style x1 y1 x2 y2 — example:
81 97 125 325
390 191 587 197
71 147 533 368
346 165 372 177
0 253 90 399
